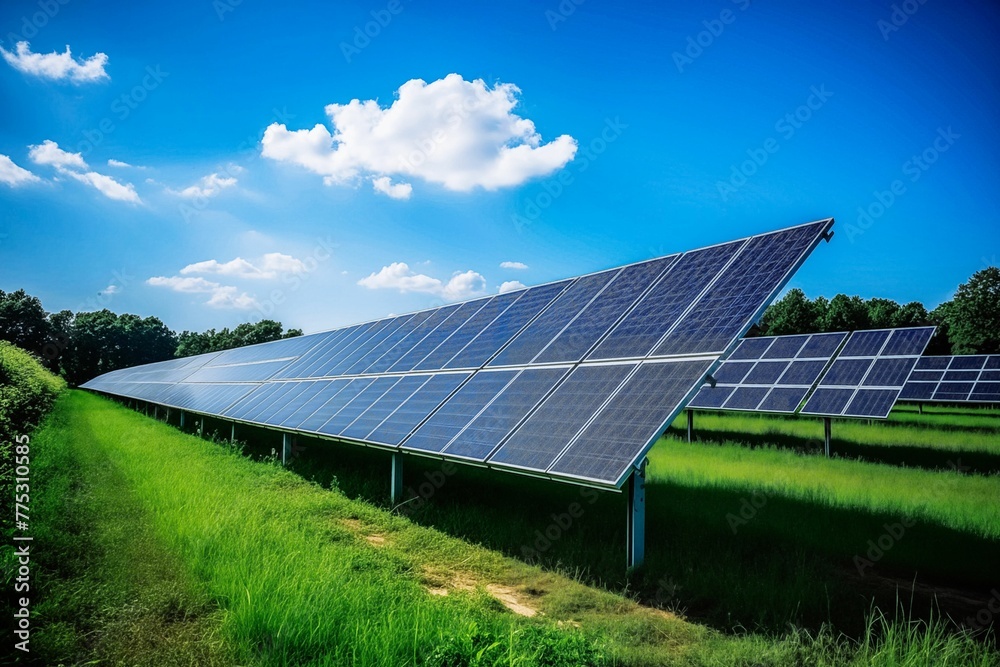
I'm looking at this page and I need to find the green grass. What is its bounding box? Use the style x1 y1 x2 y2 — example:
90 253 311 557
26 391 999 665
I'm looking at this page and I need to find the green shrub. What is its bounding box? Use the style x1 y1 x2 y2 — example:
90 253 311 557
0 340 66 444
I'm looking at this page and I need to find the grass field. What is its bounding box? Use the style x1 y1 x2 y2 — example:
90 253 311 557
26 390 1000 665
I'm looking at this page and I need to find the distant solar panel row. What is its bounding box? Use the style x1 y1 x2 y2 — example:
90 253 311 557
82 219 833 488
900 355 1000 402
688 326 935 418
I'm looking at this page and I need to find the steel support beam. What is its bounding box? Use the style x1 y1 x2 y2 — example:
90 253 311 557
179 411 186 429
824 417 832 458
282 433 293 466
626 459 646 570
231 423 236 444
391 452 404 505
686 410 694 443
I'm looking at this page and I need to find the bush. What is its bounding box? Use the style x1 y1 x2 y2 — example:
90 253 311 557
0 340 66 444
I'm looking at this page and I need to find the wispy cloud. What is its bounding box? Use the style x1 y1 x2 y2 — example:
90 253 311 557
179 253 307 279
169 171 238 198
357 262 486 300
500 261 529 270
28 140 140 203
0 154 40 187
146 275 260 310
262 73 577 198
1 41 109 83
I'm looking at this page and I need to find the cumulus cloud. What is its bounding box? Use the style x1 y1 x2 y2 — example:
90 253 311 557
171 172 237 198
146 275 259 310
28 140 87 170
1 41 109 83
107 158 137 168
261 73 577 197
358 262 486 301
0 154 40 187
372 175 412 200
180 252 306 279
498 280 527 294
28 139 140 202
500 261 528 270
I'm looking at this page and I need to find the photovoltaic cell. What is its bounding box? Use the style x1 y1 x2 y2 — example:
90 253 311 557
363 305 459 374
414 293 520 371
762 334 808 359
797 332 848 358
318 377 401 436
366 373 470 446
297 378 375 433
388 299 489 373
901 355 1000 404
742 361 788 385
723 386 769 410
340 375 431 440
728 337 775 360
840 330 890 357
402 371 518 453
757 386 809 413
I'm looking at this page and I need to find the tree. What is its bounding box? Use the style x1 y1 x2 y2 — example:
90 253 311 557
941 267 1000 354
0 289 51 356
893 301 930 328
866 297 902 329
174 319 302 357
758 289 821 336
822 294 871 332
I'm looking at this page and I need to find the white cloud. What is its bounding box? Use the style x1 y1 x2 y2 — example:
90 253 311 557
372 175 412 200
171 172 237 198
146 275 259 310
358 262 486 301
1 41 109 83
180 252 306 280
500 261 528 270
262 73 577 197
499 280 527 294
29 140 87 170
66 170 140 202
107 159 135 168
28 140 140 203
101 284 120 295
0 154 40 186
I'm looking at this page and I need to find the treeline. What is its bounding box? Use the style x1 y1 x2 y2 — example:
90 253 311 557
756 267 1000 355
0 289 302 386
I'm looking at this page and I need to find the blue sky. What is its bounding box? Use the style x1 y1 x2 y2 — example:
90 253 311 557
1 0 997 335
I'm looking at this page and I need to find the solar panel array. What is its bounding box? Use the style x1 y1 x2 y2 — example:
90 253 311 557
82 218 833 488
900 355 1000 403
688 326 935 419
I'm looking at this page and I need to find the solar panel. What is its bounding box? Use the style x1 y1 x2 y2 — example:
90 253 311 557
81 219 834 489
901 355 1000 403
800 326 935 418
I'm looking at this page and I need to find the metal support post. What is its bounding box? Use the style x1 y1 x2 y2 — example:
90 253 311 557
626 459 647 569
282 433 293 466
687 410 694 443
391 452 404 505
824 417 832 458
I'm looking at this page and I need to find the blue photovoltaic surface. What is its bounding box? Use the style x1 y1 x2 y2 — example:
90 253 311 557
489 271 616 367
445 281 570 370
82 219 833 488
723 386 770 410
797 332 848 358
489 364 635 472
757 386 810 413
549 359 714 484
402 371 518 453
803 387 855 414
845 389 898 418
778 360 828 386
532 256 677 364
443 367 570 461
366 372 471 446
839 330 890 357
742 361 788 385
820 358 873 386
762 334 809 359
587 242 743 361
901 355 1000 403
728 337 774 360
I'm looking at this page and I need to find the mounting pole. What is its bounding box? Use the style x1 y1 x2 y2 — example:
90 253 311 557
282 433 293 466
231 423 236 444
686 410 694 443
626 459 647 570
391 452 404 505
199 417 205 437
918 403 923 415
823 417 832 458
179 411 186 430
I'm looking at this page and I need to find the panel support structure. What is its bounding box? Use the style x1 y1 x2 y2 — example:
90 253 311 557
282 433 293 466
823 417 832 458
686 410 694 443
391 452 404 506
231 423 236 444
626 459 646 570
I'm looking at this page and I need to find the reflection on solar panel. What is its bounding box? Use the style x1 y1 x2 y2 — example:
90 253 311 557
900 355 1000 403
689 326 935 418
82 219 833 489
